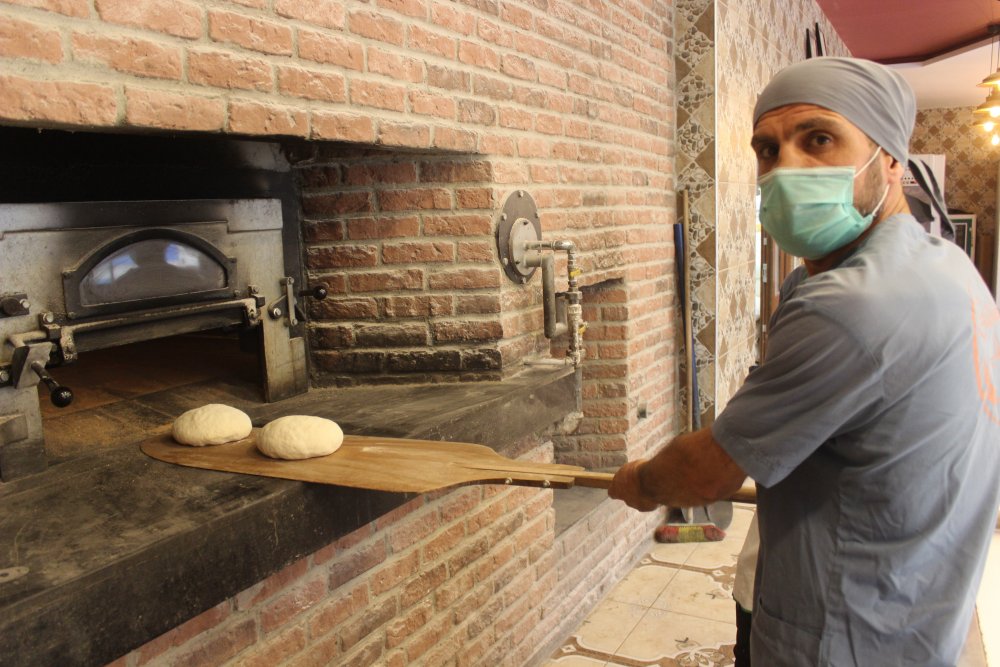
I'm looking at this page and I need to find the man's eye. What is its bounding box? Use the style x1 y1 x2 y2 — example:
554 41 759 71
756 145 777 160
810 134 833 147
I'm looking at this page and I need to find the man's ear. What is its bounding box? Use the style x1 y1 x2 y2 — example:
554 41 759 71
885 155 905 184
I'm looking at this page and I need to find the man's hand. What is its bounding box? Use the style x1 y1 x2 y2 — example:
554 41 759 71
608 459 661 512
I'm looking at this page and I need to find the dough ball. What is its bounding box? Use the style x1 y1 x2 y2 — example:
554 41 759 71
256 415 343 460
172 404 252 446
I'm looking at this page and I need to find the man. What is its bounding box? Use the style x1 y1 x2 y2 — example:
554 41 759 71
609 57 1000 666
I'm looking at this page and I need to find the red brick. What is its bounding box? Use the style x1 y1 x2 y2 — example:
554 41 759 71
311 110 376 142
379 187 451 211
237 625 308 667
229 99 308 137
0 75 117 126
343 162 417 186
329 539 388 591
260 574 328 633
125 86 225 131
302 192 373 216
378 121 431 148
421 522 466 562
95 0 203 39
536 113 563 135
405 614 454 662
235 558 309 611
310 324 354 349
351 79 406 112
370 550 420 596
354 323 427 347
408 24 455 58
187 49 272 90
136 601 232 664
346 216 420 240
386 600 434 648
284 633 341 667
339 596 399 652
377 0 428 19
0 17 62 63
427 64 469 91
274 0 345 29
420 160 492 183
455 294 501 315
423 213 492 236
208 9 293 55
383 241 454 264
499 106 532 130
311 296 379 320
307 244 378 269
368 46 424 83
380 295 452 318
348 9 405 46
430 3 476 35
500 2 533 29
309 583 369 638
340 634 387 667
457 98 496 125
348 269 424 293
298 29 363 69
164 619 257 667
456 241 494 262
477 135 516 157
278 65 346 102
409 90 455 118
433 127 478 152
502 53 536 81
427 268 501 290
3 0 88 17
400 562 448 608
459 41 499 70
77 32 184 79
433 320 502 343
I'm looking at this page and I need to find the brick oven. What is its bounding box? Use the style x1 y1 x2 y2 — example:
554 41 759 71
0 0 678 665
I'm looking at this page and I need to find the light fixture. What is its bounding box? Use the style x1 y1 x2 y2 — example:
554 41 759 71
974 24 1000 145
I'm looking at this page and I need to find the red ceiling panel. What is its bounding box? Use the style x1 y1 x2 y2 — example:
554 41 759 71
815 0 997 63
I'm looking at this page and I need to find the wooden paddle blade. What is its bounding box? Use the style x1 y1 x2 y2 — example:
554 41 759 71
140 431 594 494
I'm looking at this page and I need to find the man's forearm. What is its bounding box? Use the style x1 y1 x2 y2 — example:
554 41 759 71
636 428 747 507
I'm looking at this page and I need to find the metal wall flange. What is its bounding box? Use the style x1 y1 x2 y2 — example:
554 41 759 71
496 190 541 284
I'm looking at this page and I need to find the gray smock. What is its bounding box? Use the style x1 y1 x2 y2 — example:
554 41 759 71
713 214 1000 666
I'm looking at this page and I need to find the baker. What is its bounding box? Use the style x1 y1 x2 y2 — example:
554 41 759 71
609 56 1000 666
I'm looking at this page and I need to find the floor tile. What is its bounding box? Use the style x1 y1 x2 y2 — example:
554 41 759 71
651 568 735 623
616 608 735 665
572 599 647 655
605 558 680 607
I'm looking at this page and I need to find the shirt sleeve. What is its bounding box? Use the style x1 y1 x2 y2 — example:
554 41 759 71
712 298 884 487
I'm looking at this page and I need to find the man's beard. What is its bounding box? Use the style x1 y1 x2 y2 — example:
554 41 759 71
854 158 887 219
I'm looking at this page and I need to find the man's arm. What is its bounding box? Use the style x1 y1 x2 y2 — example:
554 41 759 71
608 427 747 511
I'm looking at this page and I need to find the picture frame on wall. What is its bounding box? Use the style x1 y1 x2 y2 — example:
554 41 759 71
950 213 975 258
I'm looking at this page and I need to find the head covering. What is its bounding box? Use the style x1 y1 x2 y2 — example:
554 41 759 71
753 57 916 165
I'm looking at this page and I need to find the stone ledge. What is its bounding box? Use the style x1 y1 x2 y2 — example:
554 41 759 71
0 365 576 666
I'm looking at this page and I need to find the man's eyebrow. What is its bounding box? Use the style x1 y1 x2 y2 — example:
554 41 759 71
751 116 845 148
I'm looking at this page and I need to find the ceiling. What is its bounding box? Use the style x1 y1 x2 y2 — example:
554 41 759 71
816 0 1000 109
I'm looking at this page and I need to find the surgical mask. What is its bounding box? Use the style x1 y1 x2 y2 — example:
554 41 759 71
757 148 889 260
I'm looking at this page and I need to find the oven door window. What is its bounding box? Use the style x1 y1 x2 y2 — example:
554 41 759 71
79 239 226 306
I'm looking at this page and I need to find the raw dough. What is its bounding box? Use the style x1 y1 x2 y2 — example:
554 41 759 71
172 404 252 446
256 415 344 460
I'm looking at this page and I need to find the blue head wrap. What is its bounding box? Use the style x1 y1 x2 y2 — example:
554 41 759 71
753 57 916 165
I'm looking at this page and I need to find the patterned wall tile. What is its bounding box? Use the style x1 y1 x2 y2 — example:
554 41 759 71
910 106 998 282
712 0 851 411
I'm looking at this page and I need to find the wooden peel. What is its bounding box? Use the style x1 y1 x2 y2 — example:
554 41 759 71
140 430 614 493
140 430 758 501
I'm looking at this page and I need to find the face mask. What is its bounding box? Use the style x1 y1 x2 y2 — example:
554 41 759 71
757 148 889 260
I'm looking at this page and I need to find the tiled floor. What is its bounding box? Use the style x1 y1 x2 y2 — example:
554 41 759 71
545 504 998 667
544 503 754 667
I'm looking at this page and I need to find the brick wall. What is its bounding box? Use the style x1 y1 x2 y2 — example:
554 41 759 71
106 441 660 667
0 0 678 663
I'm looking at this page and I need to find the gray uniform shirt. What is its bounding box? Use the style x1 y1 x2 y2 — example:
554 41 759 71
713 214 1000 666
